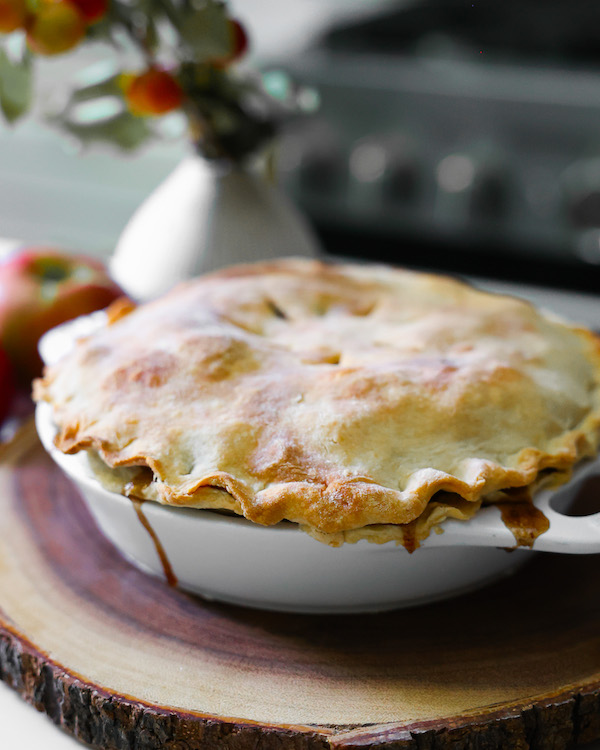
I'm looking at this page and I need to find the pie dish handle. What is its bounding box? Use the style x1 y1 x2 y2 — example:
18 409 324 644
428 456 600 554
530 461 600 554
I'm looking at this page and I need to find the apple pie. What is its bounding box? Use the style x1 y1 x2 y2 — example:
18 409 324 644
33 259 600 548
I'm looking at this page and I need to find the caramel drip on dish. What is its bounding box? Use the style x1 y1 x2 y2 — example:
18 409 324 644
124 468 153 499
498 496 550 549
401 522 418 554
131 499 178 587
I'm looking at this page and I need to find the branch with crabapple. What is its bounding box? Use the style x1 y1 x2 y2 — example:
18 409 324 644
0 0 304 159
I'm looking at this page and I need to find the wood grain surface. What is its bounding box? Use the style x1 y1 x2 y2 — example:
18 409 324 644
1 426 600 749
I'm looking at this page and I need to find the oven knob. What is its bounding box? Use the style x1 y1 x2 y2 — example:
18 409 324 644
384 156 419 203
436 153 508 220
576 229 600 264
292 125 345 193
278 121 345 193
349 137 418 202
298 148 345 192
569 190 600 227
469 171 508 219
563 159 600 227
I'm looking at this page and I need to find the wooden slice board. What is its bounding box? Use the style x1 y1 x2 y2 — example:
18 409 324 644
1 424 600 749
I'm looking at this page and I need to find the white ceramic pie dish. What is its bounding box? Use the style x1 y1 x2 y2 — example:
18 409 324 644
35 314 600 613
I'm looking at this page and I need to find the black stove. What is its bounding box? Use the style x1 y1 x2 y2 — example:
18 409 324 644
275 0 600 291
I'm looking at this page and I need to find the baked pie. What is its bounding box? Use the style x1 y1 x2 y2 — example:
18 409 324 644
33 259 600 549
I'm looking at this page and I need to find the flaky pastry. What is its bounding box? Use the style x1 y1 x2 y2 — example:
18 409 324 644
34 259 600 547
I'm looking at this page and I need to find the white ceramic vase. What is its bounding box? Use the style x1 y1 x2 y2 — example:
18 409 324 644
110 153 319 301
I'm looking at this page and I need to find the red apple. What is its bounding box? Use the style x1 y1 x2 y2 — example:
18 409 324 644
0 247 124 385
0 346 15 425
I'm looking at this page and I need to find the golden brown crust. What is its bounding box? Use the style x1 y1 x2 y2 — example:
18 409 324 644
34 259 600 541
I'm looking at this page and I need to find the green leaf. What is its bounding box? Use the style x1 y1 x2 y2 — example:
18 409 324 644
0 42 33 123
68 63 125 103
49 105 153 150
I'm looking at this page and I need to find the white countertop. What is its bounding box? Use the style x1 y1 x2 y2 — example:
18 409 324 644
0 685 81 748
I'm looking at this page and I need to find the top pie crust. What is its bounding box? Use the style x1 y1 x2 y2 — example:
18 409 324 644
34 259 600 545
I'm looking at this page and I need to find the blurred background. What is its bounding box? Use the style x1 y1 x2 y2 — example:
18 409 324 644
2 0 600 291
